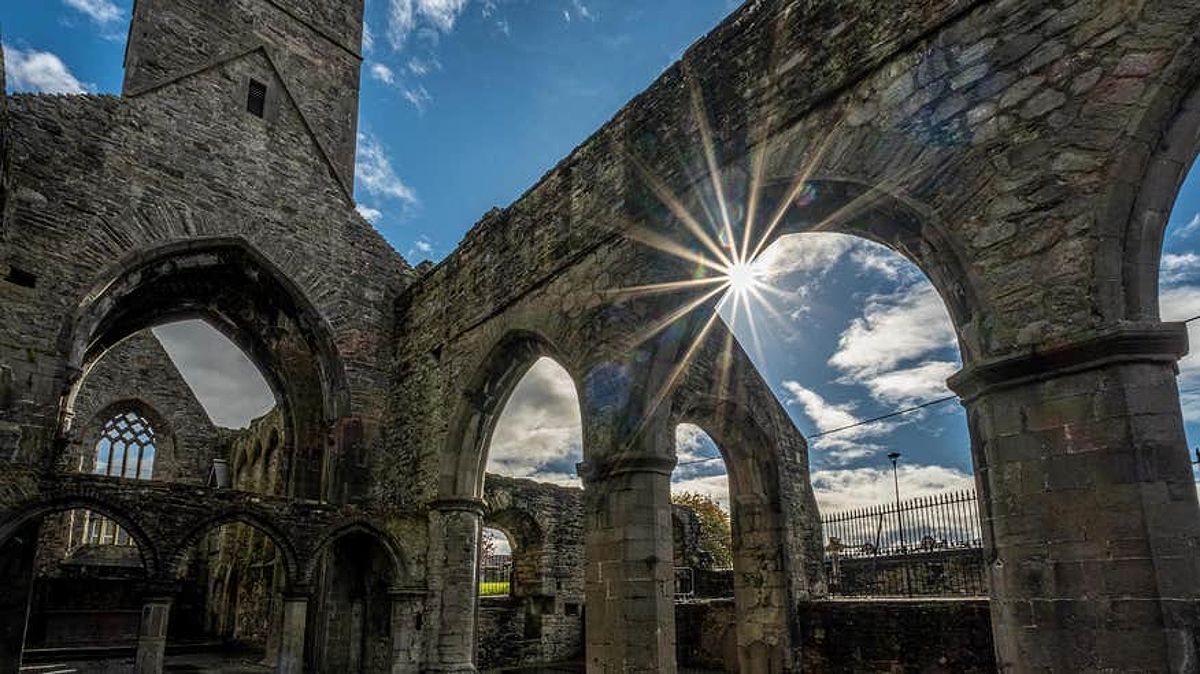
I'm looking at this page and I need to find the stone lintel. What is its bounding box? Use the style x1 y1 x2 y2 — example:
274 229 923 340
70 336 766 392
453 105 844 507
576 455 676 483
429 496 487 516
948 322 1190 401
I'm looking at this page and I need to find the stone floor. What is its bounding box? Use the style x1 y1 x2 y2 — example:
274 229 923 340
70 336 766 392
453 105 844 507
20 650 271 674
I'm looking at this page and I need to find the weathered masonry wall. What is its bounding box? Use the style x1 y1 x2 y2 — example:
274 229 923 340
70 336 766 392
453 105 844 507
390 0 1200 669
3 0 1200 671
64 330 223 482
478 475 586 670
1 48 409 498
676 599 996 673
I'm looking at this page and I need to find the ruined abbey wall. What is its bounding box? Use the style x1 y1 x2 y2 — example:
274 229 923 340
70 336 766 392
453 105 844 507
2 0 1200 671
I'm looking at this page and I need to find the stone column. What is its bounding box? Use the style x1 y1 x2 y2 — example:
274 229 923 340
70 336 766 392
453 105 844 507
278 590 310 674
388 587 426 673
949 323 1200 672
579 455 677 674
425 498 484 673
134 593 174 674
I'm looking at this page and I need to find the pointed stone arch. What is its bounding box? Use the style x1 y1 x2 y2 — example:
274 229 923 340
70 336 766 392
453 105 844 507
57 236 350 499
439 330 581 500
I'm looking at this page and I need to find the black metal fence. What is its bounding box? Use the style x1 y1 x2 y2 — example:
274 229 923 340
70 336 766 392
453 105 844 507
822 489 986 597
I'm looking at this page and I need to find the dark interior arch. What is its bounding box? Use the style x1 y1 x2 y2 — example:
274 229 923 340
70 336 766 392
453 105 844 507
57 237 350 500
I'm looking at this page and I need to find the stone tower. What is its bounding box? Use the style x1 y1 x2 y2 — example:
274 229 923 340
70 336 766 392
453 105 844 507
122 0 365 188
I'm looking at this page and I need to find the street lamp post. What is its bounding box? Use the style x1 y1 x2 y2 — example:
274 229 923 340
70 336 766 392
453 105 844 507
887 452 904 552
888 451 911 596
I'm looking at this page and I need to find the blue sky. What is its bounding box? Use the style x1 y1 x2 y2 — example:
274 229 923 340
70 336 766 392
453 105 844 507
5 0 1198 517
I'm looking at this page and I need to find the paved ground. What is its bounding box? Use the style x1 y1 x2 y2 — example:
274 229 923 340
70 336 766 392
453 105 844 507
20 650 271 674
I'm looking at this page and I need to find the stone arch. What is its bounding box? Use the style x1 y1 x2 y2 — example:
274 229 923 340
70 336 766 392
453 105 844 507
166 509 300 587
1116 66 1200 322
672 389 817 671
483 507 546 599
440 330 581 499
55 236 350 499
303 520 409 587
750 176 984 361
72 398 176 479
0 496 160 577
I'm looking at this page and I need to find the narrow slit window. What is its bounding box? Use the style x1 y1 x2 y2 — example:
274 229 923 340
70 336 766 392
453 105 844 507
247 79 267 118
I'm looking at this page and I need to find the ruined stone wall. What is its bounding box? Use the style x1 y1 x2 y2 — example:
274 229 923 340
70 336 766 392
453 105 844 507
478 475 586 669
67 330 223 483
124 0 365 187
390 0 1200 505
1 44 409 494
229 408 286 496
676 599 995 673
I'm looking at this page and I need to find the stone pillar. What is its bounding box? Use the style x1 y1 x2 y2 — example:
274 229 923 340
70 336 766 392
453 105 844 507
425 498 484 673
949 324 1200 672
388 587 426 673
278 590 310 674
579 455 677 674
134 593 174 674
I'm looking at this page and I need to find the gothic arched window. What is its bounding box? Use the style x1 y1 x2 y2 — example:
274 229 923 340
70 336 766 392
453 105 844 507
94 410 157 480
76 408 159 548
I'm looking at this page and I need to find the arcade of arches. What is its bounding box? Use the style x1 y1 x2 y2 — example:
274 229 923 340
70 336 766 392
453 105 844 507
3 0 1200 672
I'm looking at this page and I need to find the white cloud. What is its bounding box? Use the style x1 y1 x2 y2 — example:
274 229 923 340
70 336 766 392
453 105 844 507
362 21 376 52
670 474 731 510
755 232 854 280
564 0 595 22
1161 285 1200 423
486 358 583 487
62 0 122 24
848 246 918 281
1161 253 1200 286
829 284 957 380
355 132 418 205
483 527 512 555
1176 213 1200 239
782 381 859 433
3 46 89 94
675 423 716 463
812 464 975 515
857 360 958 406
414 238 434 254
388 0 470 50
355 204 383 223
369 62 396 85
407 57 439 76
402 84 433 113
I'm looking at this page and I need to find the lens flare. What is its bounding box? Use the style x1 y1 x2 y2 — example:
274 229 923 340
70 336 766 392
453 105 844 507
725 260 761 296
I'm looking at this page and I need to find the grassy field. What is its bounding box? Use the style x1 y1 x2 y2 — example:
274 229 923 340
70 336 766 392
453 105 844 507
479 580 510 596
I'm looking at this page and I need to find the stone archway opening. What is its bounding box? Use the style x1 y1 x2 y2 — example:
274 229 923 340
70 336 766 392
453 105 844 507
464 353 585 671
1157 158 1200 468
58 239 350 502
169 517 295 672
0 498 156 670
310 530 399 674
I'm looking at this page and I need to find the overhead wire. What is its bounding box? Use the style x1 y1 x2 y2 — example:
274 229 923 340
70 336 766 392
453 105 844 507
675 394 960 468
676 315 1199 470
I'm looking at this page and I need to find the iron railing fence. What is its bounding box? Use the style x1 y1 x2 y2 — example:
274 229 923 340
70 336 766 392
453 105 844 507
822 489 982 559
479 563 512 597
821 489 987 597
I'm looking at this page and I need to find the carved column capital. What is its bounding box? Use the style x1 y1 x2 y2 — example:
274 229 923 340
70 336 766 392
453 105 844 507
948 321 1190 401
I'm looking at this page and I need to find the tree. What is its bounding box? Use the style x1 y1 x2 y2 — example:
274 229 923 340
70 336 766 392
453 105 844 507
672 491 733 569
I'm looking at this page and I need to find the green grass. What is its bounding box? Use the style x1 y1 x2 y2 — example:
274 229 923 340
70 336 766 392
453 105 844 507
479 580 510 596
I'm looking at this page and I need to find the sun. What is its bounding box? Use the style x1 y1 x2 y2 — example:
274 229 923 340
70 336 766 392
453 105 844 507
725 260 761 295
